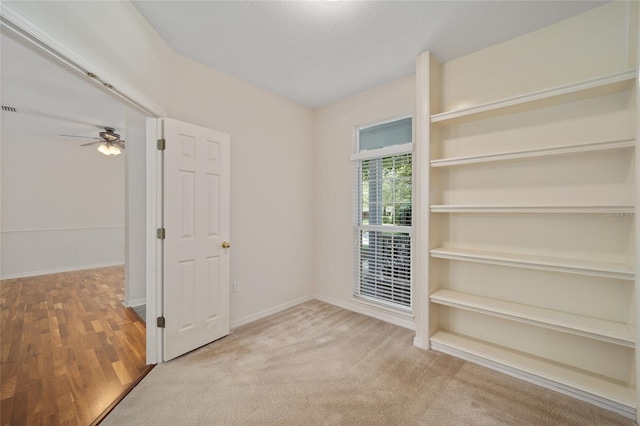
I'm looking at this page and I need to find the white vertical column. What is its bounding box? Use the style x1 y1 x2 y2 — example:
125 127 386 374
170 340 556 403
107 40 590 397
413 51 440 349
631 0 640 419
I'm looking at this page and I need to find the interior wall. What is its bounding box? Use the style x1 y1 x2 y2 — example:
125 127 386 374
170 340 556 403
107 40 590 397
2 1 170 290
0 115 126 278
170 55 315 325
5 1 315 324
312 75 416 327
439 0 633 111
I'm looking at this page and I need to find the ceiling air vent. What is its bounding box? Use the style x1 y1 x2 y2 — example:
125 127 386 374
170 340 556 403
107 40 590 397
2 106 18 113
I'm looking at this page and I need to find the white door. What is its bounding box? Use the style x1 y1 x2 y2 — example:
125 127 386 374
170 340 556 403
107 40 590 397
162 117 230 361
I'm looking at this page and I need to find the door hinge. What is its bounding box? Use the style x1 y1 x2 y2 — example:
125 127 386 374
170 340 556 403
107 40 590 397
157 316 166 328
157 228 166 239
157 138 166 150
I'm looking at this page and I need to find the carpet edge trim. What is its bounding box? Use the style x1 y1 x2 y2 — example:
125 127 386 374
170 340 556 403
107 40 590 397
91 364 156 426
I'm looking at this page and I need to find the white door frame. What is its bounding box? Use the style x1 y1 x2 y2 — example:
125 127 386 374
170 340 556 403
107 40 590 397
1 5 166 364
146 118 163 364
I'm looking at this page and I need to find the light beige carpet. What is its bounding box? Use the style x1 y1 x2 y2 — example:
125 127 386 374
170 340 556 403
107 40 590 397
103 300 634 425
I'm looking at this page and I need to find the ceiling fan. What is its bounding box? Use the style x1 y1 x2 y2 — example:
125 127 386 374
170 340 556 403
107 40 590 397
60 127 125 156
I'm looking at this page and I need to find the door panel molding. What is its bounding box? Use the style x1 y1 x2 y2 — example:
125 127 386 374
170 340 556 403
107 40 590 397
162 117 230 361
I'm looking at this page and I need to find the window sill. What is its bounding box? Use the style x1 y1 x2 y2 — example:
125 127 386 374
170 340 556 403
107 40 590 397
352 296 413 318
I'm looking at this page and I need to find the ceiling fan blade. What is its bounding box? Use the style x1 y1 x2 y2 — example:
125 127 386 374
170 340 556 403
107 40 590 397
115 141 125 149
60 134 102 140
80 141 104 146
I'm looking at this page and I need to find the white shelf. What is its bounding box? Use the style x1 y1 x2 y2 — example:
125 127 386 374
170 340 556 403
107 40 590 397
430 247 634 280
430 205 634 214
431 204 635 216
430 139 635 168
430 69 637 124
430 289 634 347
430 331 636 417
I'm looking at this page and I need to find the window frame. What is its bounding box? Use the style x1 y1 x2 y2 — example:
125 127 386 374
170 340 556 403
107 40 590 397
352 114 414 160
352 115 414 312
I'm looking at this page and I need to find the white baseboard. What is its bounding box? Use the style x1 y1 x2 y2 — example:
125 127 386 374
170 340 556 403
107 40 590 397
230 294 314 329
1 262 125 280
314 294 416 331
123 297 146 308
413 337 427 349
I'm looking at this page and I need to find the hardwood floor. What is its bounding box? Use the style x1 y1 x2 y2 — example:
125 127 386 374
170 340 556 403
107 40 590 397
1 266 148 426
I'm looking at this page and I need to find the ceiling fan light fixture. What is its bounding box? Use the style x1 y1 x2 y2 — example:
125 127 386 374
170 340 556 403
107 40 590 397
108 144 122 156
63 126 125 155
97 142 122 156
97 143 109 155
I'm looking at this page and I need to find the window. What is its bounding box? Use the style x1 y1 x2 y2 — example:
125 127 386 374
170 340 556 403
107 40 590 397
352 117 412 309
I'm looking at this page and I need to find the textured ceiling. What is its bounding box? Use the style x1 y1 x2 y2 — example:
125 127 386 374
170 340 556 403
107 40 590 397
132 1 609 108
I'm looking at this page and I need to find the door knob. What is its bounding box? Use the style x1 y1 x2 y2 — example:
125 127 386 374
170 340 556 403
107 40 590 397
222 241 231 249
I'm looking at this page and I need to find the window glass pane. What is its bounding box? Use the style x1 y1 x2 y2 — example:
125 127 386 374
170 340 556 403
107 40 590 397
359 153 412 227
382 180 393 204
359 117 412 152
394 178 411 202
397 203 412 226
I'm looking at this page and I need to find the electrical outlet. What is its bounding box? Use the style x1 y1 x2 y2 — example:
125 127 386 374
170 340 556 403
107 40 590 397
328 266 334 276
75 246 80 253
233 281 240 293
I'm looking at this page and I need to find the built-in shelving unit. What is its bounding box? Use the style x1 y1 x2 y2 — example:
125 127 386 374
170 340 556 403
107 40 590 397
430 69 637 125
430 289 635 347
418 17 639 417
430 205 635 214
430 138 635 168
430 247 634 280
430 331 636 417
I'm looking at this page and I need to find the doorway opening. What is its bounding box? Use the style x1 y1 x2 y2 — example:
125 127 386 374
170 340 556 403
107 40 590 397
0 29 152 425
